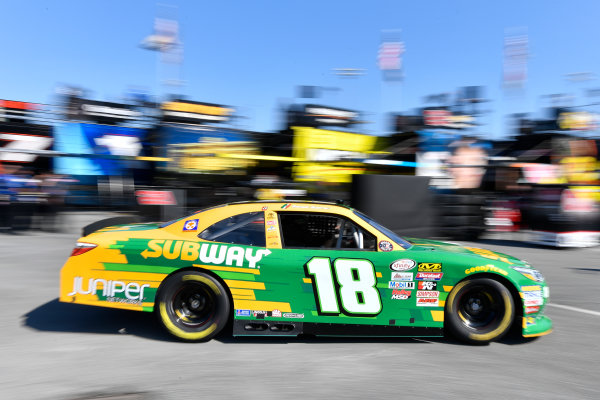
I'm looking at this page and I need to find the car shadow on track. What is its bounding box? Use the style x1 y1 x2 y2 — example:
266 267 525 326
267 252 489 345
22 298 175 342
215 333 537 346
24 299 540 346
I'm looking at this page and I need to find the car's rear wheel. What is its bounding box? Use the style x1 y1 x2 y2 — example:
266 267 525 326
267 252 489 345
445 278 514 344
156 270 230 342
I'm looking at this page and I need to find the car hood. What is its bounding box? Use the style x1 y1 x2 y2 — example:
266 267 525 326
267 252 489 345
406 237 528 266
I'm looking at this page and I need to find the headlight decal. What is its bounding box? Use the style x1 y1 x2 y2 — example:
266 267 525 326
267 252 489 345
512 266 545 282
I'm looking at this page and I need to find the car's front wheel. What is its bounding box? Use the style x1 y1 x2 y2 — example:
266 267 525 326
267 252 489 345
156 270 230 342
445 277 515 344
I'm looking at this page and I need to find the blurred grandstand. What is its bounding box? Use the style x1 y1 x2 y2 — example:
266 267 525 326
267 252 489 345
2 87 600 247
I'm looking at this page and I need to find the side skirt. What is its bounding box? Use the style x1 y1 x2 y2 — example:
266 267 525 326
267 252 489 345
233 320 443 337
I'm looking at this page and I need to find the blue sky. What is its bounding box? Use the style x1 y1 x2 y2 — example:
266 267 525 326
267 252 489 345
1 1 599 138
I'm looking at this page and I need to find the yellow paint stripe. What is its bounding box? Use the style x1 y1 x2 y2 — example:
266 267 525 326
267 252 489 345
195 264 260 275
89 270 166 283
523 329 553 338
233 300 292 312
231 289 256 300
431 310 444 322
303 278 312 284
232 294 256 300
230 288 255 296
225 280 265 290
376 272 382 278
443 285 453 292
438 300 445 307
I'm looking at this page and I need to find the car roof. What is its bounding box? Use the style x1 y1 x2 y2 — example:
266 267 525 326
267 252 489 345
225 199 350 208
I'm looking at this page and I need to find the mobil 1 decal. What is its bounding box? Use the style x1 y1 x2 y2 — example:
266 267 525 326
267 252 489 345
305 257 382 317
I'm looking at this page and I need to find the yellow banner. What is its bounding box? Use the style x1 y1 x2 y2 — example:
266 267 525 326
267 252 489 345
291 126 378 183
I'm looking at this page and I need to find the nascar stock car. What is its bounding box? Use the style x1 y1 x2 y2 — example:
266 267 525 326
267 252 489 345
59 201 552 344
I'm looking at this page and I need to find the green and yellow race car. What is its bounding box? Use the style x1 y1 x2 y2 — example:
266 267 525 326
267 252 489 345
59 200 552 344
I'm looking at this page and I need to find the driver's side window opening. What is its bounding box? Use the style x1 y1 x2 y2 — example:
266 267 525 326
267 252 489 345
279 213 375 250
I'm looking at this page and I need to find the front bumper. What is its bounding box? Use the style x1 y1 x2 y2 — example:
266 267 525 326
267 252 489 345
522 314 553 337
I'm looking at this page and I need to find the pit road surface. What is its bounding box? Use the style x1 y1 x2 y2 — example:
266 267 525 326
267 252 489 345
1 216 598 399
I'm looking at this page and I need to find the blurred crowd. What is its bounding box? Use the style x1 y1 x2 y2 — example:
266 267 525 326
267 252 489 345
0 166 67 233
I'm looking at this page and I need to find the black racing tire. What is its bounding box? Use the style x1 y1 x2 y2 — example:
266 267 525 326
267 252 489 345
445 278 514 344
156 270 230 342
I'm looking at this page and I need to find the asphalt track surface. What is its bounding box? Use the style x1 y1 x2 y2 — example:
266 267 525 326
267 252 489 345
1 214 599 399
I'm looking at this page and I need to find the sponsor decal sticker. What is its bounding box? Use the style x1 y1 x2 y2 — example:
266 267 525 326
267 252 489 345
68 277 150 304
267 220 276 225
141 240 271 268
523 291 543 306
283 313 304 319
288 205 331 210
391 289 412 300
388 281 415 289
464 247 514 265
281 203 291 209
465 264 508 276
271 309 282 318
267 212 275 218
525 306 540 314
390 259 415 271
379 241 393 252
418 281 438 290
235 309 251 317
391 272 413 281
521 285 542 292
253 310 268 319
415 272 443 281
416 290 440 298
525 316 536 327
262 206 268 210
417 263 442 272
267 226 276 231
416 298 439 307
183 219 199 231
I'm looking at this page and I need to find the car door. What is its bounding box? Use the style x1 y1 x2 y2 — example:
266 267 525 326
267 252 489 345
254 209 421 333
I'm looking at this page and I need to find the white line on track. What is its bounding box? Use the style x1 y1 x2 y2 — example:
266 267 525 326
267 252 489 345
411 338 436 344
547 303 600 317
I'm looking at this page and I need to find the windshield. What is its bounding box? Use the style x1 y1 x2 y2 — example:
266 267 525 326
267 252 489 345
353 210 412 249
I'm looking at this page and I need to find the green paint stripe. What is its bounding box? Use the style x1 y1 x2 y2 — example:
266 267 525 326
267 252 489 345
102 263 176 274
215 271 256 281
142 306 154 312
